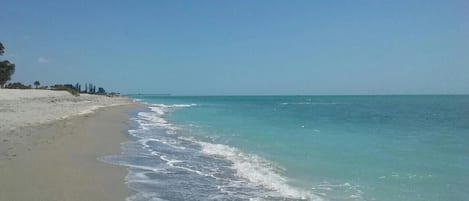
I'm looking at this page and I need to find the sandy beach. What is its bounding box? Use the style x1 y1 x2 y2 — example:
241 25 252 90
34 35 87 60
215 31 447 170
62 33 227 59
0 89 140 201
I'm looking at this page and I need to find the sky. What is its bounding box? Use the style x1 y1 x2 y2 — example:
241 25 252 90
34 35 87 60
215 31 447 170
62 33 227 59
0 0 468 95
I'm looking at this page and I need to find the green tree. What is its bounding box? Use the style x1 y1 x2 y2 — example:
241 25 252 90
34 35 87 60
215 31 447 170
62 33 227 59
34 81 40 89
0 42 4 56
0 42 15 88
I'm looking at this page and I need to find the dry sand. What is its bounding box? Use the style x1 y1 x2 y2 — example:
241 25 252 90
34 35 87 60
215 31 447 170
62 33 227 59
0 89 132 134
0 89 142 201
0 89 133 159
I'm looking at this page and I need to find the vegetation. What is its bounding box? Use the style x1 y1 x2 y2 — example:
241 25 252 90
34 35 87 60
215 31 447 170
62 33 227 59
0 41 116 96
0 42 4 55
5 82 31 89
50 84 80 96
3 80 113 97
34 81 40 89
43 83 108 96
83 83 97 94
74 83 81 92
0 42 16 88
97 87 106 94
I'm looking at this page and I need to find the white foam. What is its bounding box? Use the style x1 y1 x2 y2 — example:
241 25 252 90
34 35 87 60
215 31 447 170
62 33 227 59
196 141 323 200
129 102 323 200
149 107 166 115
139 138 187 150
138 112 168 124
131 103 197 131
123 103 195 131
150 103 197 108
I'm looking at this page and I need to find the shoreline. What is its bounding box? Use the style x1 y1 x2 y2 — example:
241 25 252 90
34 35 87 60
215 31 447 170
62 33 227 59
0 103 142 201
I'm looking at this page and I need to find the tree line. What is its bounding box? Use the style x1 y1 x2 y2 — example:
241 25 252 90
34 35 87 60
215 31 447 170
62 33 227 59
0 41 15 88
3 81 106 94
0 41 110 96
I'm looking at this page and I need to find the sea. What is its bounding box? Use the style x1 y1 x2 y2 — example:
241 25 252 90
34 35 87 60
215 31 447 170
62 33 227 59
101 95 469 201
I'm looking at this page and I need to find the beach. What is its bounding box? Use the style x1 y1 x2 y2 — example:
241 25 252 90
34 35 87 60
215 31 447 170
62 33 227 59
0 89 140 201
1 90 468 201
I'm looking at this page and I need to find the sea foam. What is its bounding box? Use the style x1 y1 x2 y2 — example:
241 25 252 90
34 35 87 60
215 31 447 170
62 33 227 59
120 103 323 200
196 140 321 200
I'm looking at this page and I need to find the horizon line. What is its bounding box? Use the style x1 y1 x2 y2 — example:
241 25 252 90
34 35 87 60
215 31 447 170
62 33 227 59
124 93 469 97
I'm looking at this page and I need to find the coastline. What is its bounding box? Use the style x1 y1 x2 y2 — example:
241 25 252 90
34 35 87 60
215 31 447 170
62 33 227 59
0 103 141 201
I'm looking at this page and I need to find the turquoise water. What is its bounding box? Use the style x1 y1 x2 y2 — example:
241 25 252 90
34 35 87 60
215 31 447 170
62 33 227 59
110 95 469 201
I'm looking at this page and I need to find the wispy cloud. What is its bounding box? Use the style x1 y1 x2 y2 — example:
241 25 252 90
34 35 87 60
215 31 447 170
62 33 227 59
38 57 49 64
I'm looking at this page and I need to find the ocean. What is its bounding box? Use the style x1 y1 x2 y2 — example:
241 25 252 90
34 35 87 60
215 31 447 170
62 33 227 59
102 95 469 201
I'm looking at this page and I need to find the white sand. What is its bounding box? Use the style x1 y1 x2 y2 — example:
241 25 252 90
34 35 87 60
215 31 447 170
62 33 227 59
0 89 132 132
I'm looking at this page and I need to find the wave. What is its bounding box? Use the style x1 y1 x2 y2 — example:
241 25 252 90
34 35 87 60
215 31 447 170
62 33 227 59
105 103 324 200
195 139 320 200
131 103 197 131
150 103 197 108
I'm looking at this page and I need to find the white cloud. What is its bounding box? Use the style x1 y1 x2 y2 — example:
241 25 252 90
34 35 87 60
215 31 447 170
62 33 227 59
38 57 49 64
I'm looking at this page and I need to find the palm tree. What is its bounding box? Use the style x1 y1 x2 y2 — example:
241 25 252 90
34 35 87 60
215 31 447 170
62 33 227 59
34 81 40 89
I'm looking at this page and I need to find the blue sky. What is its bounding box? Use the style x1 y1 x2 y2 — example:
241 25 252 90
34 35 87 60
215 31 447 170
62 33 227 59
1 0 468 95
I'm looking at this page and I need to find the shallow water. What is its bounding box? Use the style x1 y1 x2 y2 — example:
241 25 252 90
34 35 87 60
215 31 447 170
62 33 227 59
103 95 469 201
